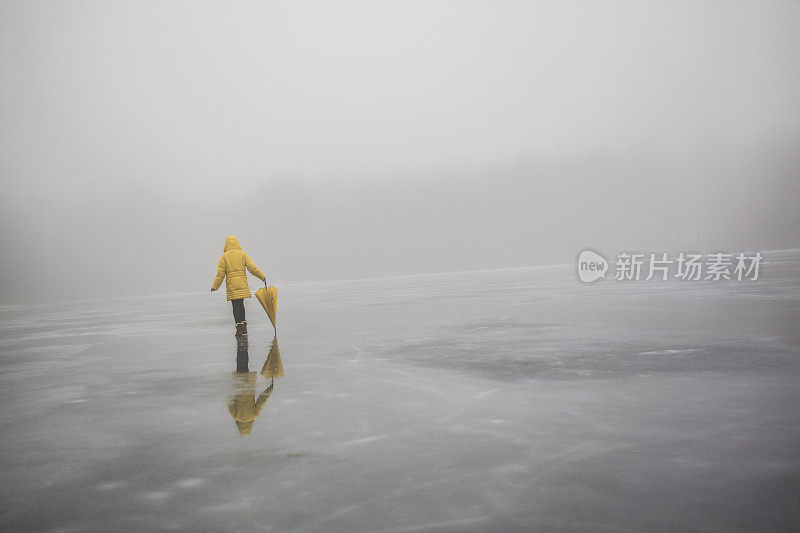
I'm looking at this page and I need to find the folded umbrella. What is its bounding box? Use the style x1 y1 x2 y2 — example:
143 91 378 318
260 336 284 380
255 285 278 331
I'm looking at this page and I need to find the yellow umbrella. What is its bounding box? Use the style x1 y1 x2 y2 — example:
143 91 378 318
255 285 278 331
260 336 284 380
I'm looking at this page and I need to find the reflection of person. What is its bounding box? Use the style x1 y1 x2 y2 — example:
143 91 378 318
236 341 249 373
228 372 273 436
210 236 267 338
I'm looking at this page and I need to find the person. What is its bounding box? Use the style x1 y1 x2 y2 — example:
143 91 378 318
211 235 267 338
227 370 273 436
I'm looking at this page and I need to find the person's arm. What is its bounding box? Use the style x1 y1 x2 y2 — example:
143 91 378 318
211 256 226 291
244 253 266 283
254 385 273 416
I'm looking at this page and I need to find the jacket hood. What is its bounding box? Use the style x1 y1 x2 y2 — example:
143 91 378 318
224 236 242 253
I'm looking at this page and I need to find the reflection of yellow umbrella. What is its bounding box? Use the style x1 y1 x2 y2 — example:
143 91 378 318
260 336 284 380
255 286 278 331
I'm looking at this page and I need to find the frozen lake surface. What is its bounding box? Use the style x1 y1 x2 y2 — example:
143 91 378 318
1 250 799 532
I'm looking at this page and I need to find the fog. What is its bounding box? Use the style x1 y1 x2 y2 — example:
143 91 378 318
1 0 799 303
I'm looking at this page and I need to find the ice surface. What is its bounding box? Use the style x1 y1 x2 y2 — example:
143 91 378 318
1 251 799 531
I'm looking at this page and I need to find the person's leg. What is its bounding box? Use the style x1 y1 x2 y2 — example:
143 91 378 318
232 299 248 336
232 299 245 323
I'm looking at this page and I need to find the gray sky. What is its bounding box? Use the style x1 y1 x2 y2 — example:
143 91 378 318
1 0 799 303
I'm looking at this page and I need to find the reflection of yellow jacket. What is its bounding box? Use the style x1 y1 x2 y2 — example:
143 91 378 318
211 236 265 301
228 373 273 436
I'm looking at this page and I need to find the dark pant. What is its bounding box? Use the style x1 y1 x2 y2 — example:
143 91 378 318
236 346 249 372
231 299 246 323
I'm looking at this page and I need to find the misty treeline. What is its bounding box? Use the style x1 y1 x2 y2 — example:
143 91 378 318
1 139 797 303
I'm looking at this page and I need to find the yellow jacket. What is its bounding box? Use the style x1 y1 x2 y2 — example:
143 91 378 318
228 372 273 436
211 236 265 301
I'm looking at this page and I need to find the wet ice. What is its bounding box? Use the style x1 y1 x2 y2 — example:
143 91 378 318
1 250 799 531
